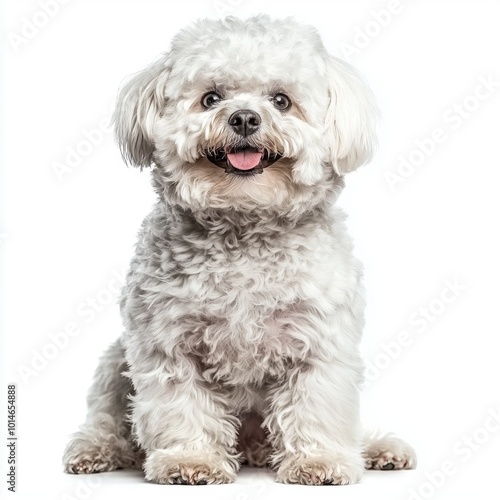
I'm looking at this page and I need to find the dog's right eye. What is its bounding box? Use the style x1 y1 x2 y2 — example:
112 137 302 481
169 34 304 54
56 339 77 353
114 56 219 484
201 92 223 109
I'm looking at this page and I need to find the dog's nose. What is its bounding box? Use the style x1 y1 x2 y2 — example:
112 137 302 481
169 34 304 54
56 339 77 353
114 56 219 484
228 109 261 137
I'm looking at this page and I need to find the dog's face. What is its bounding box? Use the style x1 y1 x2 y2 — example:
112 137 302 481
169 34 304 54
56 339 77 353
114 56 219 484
114 16 378 212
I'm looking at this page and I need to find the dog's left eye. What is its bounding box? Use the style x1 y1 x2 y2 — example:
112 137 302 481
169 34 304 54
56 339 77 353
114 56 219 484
271 93 292 111
201 92 223 108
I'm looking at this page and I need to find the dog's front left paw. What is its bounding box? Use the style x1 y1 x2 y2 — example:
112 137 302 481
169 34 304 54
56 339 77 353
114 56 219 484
276 453 364 485
144 450 238 484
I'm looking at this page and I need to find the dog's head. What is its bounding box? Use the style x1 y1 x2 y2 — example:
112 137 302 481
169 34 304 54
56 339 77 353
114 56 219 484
114 16 377 212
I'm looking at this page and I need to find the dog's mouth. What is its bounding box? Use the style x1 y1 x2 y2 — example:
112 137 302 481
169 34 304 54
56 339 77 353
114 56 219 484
205 147 282 176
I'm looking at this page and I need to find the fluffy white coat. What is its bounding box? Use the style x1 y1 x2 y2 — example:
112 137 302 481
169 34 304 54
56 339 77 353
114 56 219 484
63 15 416 485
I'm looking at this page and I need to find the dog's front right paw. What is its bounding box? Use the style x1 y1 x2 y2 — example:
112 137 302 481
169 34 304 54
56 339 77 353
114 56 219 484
144 450 238 484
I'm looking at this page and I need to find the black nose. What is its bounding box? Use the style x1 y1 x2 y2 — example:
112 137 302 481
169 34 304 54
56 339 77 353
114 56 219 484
228 109 261 137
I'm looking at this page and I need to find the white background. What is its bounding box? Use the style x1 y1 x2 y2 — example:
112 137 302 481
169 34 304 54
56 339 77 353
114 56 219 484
2 0 500 499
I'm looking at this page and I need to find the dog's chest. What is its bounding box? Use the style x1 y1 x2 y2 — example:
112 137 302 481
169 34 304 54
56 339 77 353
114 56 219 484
176 223 329 312
169 224 335 383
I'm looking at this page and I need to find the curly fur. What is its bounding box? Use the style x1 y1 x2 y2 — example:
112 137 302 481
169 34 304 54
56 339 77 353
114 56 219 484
63 15 416 485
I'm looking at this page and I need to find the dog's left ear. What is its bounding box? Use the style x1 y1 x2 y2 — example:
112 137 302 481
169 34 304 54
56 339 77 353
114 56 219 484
323 56 378 175
113 57 171 168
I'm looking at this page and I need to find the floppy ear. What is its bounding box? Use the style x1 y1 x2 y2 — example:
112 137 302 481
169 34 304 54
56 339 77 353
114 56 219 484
113 57 171 168
323 56 378 175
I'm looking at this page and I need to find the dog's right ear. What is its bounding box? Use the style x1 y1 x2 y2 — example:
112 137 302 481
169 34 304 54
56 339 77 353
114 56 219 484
113 57 170 168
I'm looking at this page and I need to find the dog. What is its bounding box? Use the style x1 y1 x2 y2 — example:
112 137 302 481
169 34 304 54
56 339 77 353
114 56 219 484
62 15 416 485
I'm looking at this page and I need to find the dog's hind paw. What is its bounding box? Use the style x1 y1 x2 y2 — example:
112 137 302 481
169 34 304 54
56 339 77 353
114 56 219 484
63 433 142 474
363 433 416 470
65 457 112 474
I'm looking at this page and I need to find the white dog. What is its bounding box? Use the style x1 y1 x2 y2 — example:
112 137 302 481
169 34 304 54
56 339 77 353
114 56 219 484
63 15 416 485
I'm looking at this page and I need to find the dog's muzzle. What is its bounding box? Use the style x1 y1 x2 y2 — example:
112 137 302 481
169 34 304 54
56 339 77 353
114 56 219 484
206 147 282 176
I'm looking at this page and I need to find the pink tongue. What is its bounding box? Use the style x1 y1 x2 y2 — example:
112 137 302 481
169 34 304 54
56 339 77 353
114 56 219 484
227 151 262 170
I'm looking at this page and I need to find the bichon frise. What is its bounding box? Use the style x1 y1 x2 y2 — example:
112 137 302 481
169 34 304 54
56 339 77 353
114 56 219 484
63 15 416 485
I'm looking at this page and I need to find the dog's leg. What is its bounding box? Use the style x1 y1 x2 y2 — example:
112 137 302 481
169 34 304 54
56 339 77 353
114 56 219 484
129 353 240 484
62 338 142 473
363 432 417 470
264 347 365 485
